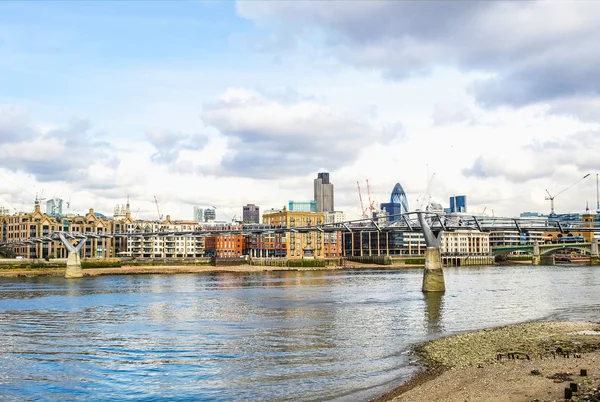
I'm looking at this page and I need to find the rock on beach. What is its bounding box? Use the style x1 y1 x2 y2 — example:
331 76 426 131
384 321 600 402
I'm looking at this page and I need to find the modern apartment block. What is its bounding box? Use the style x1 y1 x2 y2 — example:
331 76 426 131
204 233 247 258
124 217 204 258
314 172 334 213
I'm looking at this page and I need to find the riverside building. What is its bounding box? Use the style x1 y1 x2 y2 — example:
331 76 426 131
263 207 325 259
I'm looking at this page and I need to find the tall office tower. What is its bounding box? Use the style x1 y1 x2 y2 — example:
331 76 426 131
243 204 260 223
381 183 410 222
46 198 64 217
204 208 216 222
314 172 334 212
449 195 467 213
193 206 204 222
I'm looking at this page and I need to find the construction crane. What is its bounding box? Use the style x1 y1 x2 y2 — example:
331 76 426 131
34 190 46 207
212 205 237 223
416 172 436 211
154 196 163 221
596 174 599 214
65 193 72 213
545 173 590 215
366 179 377 216
357 181 368 218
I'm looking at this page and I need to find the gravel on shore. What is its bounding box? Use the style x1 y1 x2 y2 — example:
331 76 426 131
377 321 600 402
0 264 349 277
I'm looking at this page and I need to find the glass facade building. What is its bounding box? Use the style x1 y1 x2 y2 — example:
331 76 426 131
289 200 317 212
449 195 467 213
381 183 410 221
193 206 204 222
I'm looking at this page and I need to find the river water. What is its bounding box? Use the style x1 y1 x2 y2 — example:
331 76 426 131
1 266 599 401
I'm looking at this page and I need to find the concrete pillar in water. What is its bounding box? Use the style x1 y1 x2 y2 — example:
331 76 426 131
65 251 83 278
591 238 600 265
592 238 599 256
423 247 445 292
532 243 541 266
417 212 445 293
58 233 86 279
540 254 555 266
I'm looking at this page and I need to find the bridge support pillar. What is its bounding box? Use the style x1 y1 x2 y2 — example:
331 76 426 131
532 244 541 266
58 233 86 279
540 254 555 266
417 212 445 293
591 239 600 265
65 252 83 278
422 247 445 292
591 238 599 257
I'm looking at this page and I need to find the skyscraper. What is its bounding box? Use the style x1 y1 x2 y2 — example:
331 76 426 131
46 198 63 217
242 204 260 223
314 172 334 213
449 195 467 213
204 208 216 222
193 206 204 222
381 183 410 222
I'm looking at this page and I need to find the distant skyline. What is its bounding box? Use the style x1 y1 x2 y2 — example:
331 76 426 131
1 1 600 221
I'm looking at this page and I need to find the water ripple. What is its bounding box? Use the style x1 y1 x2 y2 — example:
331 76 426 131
0 266 599 401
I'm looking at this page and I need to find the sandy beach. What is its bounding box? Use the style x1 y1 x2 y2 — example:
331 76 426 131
379 321 600 402
0 264 348 277
0 262 423 277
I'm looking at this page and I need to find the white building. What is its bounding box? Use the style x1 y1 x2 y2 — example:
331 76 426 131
324 211 346 224
123 217 205 258
441 230 490 255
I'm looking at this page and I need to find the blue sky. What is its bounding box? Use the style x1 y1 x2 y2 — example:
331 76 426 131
1 1 600 220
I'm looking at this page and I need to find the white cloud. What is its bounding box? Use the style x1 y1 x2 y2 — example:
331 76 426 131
200 87 402 178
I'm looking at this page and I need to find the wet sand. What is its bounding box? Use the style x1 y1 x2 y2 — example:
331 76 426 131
0 262 423 277
378 321 600 402
0 264 345 277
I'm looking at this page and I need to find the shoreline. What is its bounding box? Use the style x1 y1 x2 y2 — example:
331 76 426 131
377 321 600 402
0 263 426 277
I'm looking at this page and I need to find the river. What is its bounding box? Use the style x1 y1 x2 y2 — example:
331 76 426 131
1 265 599 401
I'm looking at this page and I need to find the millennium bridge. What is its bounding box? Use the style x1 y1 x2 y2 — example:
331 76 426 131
2 212 600 289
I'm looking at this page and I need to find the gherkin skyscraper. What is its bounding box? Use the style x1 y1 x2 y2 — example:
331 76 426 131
381 183 409 221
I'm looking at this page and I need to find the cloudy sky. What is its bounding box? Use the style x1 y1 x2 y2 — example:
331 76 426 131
1 1 600 221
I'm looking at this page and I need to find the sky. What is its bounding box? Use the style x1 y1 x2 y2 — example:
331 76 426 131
1 1 600 221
